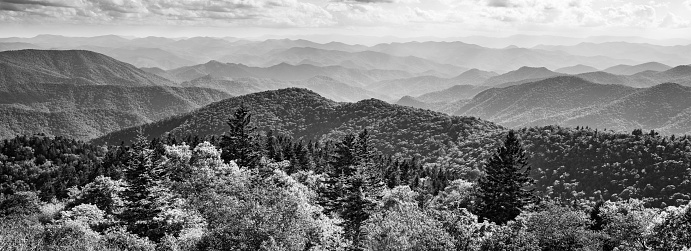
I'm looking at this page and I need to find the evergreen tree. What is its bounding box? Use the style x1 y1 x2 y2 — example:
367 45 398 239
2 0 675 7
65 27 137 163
321 130 381 250
475 130 537 225
220 105 262 168
120 133 169 241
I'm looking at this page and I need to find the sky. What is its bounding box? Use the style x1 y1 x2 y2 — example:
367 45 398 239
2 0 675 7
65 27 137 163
1 0 691 39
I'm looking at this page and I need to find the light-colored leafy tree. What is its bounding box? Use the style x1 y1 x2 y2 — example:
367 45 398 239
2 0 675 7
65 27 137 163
599 199 664 250
363 186 456 251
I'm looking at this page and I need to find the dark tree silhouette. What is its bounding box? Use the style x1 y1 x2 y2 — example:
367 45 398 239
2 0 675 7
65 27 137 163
220 105 262 168
321 130 380 250
475 130 537 225
120 133 169 241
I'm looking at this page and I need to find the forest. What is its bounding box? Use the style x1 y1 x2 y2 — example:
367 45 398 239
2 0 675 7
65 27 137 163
1 106 690 251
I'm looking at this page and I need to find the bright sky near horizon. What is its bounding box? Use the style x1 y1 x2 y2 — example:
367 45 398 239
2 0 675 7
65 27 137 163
1 0 691 39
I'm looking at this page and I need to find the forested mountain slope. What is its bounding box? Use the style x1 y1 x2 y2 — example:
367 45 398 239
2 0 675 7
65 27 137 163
454 76 691 134
93 88 503 157
447 126 691 207
0 50 232 140
0 84 231 140
0 50 175 91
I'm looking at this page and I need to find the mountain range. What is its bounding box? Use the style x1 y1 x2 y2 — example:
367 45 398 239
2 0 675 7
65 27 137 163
2 34 691 141
0 50 231 139
451 76 691 135
93 88 502 158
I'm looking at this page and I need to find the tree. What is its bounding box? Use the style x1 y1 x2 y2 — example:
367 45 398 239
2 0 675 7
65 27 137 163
363 186 456 251
120 134 170 241
67 175 125 215
321 130 381 250
475 130 537 225
220 105 262 168
649 202 691 250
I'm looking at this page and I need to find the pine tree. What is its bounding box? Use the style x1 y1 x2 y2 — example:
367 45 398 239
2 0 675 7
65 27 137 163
120 133 170 241
321 130 381 250
220 105 262 168
475 130 537 225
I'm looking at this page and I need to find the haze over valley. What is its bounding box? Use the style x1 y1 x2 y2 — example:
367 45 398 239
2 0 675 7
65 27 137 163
3 1 691 250
3 34 691 139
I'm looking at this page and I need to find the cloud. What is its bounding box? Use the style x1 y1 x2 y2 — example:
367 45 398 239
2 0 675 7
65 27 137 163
1 0 73 8
0 0 688 32
0 0 336 27
659 12 690 28
602 4 657 27
331 0 418 3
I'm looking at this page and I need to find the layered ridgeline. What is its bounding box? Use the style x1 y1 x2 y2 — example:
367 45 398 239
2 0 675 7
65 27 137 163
370 69 497 97
93 88 502 158
0 49 174 91
219 46 467 77
452 76 691 135
162 60 414 86
180 75 390 102
577 64 691 88
3 35 642 73
92 88 691 207
0 50 231 140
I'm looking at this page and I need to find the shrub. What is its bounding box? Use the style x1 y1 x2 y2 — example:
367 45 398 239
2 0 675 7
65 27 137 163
100 227 156 251
0 191 41 217
0 217 44 250
525 203 603 250
42 221 100 250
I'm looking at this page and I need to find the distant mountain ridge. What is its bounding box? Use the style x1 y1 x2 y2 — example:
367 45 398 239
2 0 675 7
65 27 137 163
0 50 231 140
453 76 691 134
555 64 599 74
166 60 414 87
220 47 467 77
93 88 502 158
0 84 231 140
603 62 672 75
0 49 175 91
481 66 564 86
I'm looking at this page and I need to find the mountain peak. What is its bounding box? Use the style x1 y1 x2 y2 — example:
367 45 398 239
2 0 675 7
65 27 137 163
0 49 174 88
651 82 685 90
517 66 552 72
354 98 390 108
555 64 599 75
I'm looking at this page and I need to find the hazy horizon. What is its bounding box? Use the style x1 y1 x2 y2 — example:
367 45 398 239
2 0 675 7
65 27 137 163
2 0 691 42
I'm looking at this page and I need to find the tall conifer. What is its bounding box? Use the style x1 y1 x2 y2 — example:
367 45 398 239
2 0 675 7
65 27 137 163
475 130 537 225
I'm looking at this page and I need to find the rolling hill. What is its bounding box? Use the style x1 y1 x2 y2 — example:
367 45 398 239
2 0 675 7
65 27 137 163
453 76 691 134
367 68 496 98
0 49 176 91
480 66 564 86
416 85 488 103
0 50 232 140
555 64 599 74
534 42 691 66
165 61 414 87
368 41 630 72
603 62 672 75
219 47 467 77
0 84 231 140
92 88 502 157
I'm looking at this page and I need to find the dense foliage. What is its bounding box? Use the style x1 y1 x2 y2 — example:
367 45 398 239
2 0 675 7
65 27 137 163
2 105 691 250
